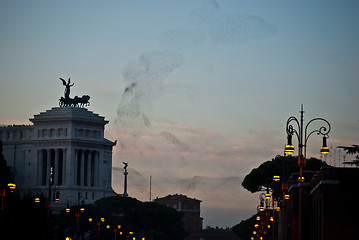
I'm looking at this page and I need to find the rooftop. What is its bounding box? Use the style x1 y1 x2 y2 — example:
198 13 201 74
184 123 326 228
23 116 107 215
29 107 109 125
155 193 201 202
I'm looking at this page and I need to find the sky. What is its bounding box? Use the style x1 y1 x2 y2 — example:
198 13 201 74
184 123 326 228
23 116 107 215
1 0 359 227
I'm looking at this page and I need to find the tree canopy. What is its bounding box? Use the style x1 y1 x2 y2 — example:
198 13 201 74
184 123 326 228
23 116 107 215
241 155 328 194
0 141 14 189
56 196 188 240
338 145 359 166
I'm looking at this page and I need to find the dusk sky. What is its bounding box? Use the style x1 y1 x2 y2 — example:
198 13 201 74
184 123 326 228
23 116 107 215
1 0 359 227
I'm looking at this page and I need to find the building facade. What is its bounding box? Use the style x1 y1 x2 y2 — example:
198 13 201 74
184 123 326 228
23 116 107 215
154 194 203 233
0 106 116 208
279 167 359 240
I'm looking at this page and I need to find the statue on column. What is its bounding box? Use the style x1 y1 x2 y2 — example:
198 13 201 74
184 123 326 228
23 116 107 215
59 77 90 108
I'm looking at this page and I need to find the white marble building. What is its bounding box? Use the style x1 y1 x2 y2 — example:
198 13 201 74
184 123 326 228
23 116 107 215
0 106 117 208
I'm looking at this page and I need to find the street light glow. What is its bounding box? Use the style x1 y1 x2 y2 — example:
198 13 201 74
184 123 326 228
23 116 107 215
7 183 16 189
320 136 330 154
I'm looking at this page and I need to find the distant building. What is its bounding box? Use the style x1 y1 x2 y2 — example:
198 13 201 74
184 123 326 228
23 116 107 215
0 106 116 208
154 194 203 233
279 167 359 240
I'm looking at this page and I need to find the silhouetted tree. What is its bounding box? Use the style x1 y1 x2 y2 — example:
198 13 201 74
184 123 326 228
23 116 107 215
56 196 188 240
241 155 328 197
338 145 359 166
0 141 14 189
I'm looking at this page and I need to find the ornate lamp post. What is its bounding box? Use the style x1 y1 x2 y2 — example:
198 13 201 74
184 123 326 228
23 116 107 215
284 105 330 240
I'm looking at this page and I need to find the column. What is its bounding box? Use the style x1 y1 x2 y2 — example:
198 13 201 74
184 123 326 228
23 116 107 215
94 151 99 187
50 149 55 185
65 148 73 186
90 151 95 187
41 149 47 186
77 149 82 186
54 149 59 185
83 150 88 186
86 151 92 187
46 149 51 186
57 149 63 186
80 150 85 186
37 149 43 185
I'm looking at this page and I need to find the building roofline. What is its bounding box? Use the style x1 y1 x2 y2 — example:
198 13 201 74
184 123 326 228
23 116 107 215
155 193 202 202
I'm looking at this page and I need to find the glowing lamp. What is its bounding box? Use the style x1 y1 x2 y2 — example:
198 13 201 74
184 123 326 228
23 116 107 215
101 218 105 222
88 218 93 222
298 176 305 182
35 197 40 203
284 135 295 154
117 225 121 229
265 193 271 199
253 231 257 235
267 225 271 228
320 136 330 154
285 194 290 200
276 206 280 211
255 224 259 228
7 183 16 189
270 217 274 222
256 216 260 221
259 206 265 211
106 225 110 229
80 207 85 212
273 175 280 182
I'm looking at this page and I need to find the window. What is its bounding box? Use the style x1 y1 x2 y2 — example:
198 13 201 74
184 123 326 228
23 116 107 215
57 128 62 137
42 129 46 138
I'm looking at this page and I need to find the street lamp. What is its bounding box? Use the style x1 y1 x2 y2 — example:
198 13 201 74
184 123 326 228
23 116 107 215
273 175 280 182
7 183 16 190
284 104 331 240
320 136 330 154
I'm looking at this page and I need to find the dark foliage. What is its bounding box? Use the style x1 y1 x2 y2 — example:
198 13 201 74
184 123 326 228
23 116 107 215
56 196 188 240
236 155 328 239
1 194 187 240
0 141 14 189
241 155 328 194
338 145 359 166
231 214 257 238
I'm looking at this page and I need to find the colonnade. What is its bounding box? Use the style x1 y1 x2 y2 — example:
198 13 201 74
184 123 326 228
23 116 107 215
38 148 64 186
75 149 99 187
37 148 99 187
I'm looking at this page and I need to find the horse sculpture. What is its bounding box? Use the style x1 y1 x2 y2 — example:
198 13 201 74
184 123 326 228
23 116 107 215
58 78 90 107
59 95 90 107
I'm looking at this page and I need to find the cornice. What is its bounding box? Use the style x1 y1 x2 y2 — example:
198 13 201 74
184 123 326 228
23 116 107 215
3 138 115 150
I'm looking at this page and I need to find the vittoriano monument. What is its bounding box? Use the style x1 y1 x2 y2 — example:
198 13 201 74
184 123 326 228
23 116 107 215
59 78 90 107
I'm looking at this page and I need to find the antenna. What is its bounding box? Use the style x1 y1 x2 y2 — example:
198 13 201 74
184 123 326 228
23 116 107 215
149 176 152 201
